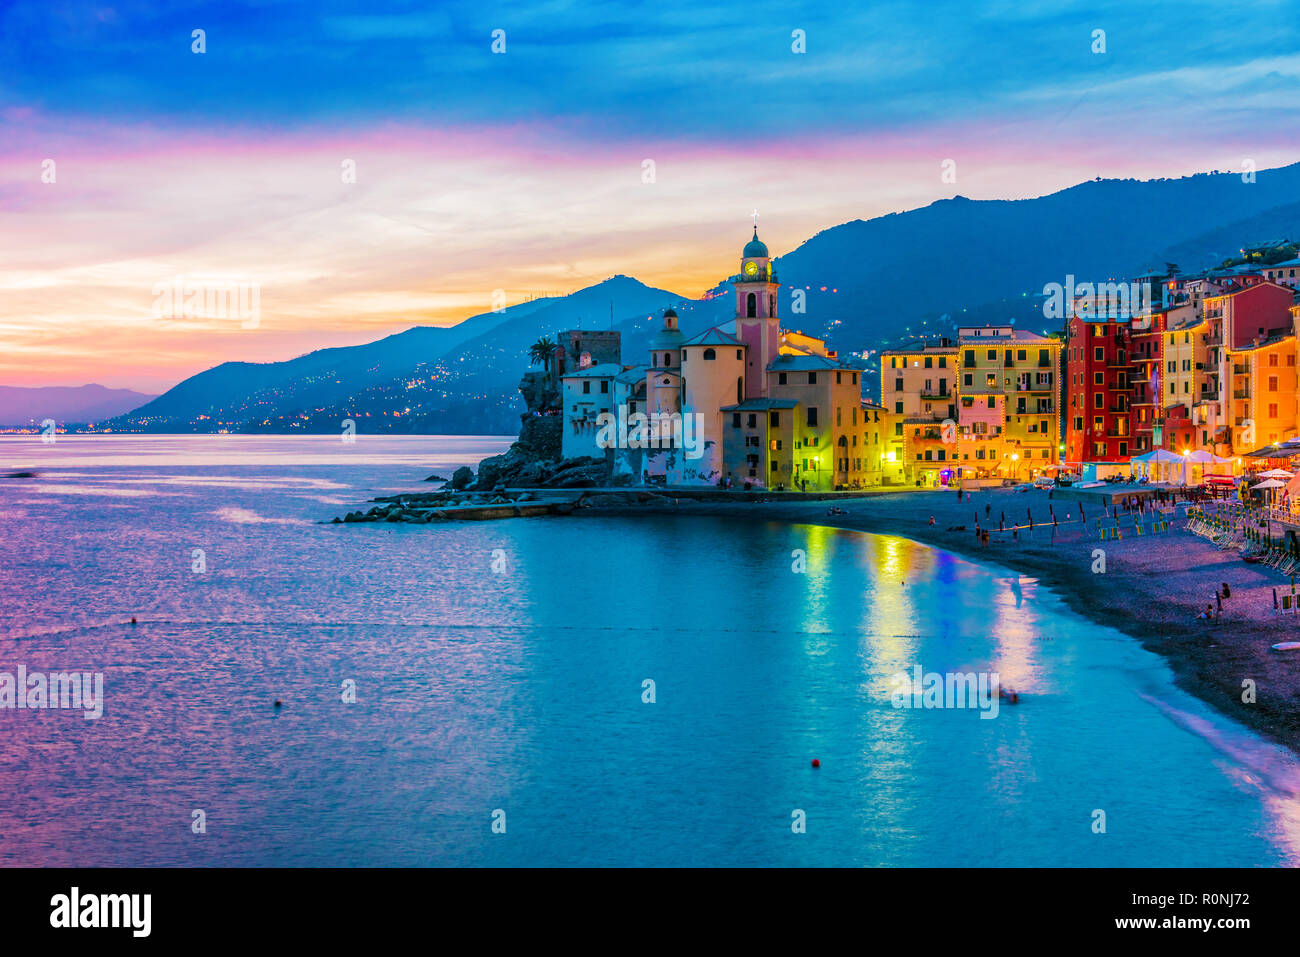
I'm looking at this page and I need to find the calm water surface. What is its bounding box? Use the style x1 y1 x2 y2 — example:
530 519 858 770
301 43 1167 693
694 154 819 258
1 434 1298 866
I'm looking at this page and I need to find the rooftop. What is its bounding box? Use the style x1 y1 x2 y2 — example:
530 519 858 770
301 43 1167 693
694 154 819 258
682 327 743 347
562 362 623 379
721 398 800 411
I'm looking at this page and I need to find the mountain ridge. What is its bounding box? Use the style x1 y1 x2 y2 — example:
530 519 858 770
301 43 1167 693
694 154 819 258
95 162 1300 434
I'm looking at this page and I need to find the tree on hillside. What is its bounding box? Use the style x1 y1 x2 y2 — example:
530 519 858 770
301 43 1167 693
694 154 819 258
528 336 556 368
1165 262 1181 276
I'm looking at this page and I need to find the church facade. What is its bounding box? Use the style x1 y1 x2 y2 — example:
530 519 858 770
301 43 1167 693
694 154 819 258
559 229 900 489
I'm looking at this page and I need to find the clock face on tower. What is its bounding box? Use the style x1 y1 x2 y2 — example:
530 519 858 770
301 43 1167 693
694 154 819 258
743 260 758 277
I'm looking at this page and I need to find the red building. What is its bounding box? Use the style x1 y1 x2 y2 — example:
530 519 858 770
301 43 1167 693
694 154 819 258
1065 314 1133 465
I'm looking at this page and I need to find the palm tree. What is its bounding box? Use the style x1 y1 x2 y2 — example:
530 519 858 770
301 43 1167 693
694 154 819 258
528 336 556 368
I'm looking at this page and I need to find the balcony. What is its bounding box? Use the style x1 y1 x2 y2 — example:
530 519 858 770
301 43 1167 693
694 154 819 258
1233 364 1249 375
1233 389 1250 399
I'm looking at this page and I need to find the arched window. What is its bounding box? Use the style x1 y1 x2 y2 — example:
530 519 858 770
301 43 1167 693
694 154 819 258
746 293 756 318
703 348 716 360
769 294 776 317
664 352 672 366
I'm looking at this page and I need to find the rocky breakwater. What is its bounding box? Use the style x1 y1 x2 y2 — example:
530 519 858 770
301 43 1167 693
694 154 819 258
329 488 669 524
464 415 619 491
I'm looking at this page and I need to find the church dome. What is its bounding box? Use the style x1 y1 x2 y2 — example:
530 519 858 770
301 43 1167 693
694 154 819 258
651 326 685 350
743 227 768 259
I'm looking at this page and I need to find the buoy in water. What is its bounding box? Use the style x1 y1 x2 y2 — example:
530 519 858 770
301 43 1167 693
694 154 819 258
130 617 137 625
274 700 282 708
811 758 820 768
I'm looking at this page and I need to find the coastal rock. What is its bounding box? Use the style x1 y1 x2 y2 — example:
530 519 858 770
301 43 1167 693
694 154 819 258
582 492 639 507
423 474 448 483
472 415 563 490
449 466 474 491
546 457 608 488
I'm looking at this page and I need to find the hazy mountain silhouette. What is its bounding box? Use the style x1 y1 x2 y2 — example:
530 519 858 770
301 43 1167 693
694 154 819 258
0 384 158 427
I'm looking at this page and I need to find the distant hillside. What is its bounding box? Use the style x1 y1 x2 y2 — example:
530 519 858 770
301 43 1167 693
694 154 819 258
0 384 156 427
107 276 690 435
772 163 1300 348
98 162 1300 435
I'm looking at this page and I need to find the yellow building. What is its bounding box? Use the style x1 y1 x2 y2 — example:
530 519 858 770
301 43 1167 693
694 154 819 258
766 356 870 490
957 325 1061 480
1225 334 1299 450
880 339 959 485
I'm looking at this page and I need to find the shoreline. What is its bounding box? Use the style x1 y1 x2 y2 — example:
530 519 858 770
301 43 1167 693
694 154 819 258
575 487 1300 757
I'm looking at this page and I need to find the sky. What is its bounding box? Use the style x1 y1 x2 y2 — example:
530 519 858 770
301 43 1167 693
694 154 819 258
1 0 1298 392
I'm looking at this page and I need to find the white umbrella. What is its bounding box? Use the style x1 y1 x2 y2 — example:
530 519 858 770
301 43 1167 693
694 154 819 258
1259 468 1294 479
1252 479 1287 489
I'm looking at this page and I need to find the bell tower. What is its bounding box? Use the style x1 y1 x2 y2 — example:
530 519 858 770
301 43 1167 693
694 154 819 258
734 226 780 399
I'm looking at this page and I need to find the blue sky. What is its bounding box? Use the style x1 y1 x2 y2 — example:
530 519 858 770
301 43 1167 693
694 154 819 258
1 0 1297 390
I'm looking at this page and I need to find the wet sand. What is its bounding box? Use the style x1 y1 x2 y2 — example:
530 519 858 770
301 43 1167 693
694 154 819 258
583 486 1300 754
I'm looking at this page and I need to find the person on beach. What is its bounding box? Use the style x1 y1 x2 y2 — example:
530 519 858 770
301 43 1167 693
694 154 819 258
1221 582 1230 600
1197 604 1212 620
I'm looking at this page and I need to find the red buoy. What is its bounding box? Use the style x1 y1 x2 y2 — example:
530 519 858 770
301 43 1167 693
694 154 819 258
811 758 820 768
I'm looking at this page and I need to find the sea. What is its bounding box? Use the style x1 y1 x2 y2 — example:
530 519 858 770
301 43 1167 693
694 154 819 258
0 434 1297 866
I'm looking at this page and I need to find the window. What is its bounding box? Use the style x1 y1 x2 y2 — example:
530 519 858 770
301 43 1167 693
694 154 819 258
807 407 819 427
1094 393 1102 408
1094 347 1104 361
770 411 780 427
1270 404 1279 418
986 396 995 408
924 356 933 369
837 371 843 383
600 380 608 393
1093 372 1103 384
963 374 973 386
779 372 787 385
1269 376 1278 392
1017 349 1027 361
964 349 975 366
895 377 903 391
808 372 817 384
746 293 756 318
703 348 716 360
747 414 757 428
895 402 903 414
731 413 741 427
582 381 591 394
736 349 743 360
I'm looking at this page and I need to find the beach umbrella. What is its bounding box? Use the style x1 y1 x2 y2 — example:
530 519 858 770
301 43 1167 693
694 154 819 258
1252 479 1287 489
1259 468 1294 479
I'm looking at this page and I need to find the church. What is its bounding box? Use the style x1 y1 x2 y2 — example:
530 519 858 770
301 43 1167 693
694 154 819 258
561 228 895 490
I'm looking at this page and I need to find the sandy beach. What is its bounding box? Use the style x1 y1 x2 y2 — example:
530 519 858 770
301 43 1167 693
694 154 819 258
581 486 1300 755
